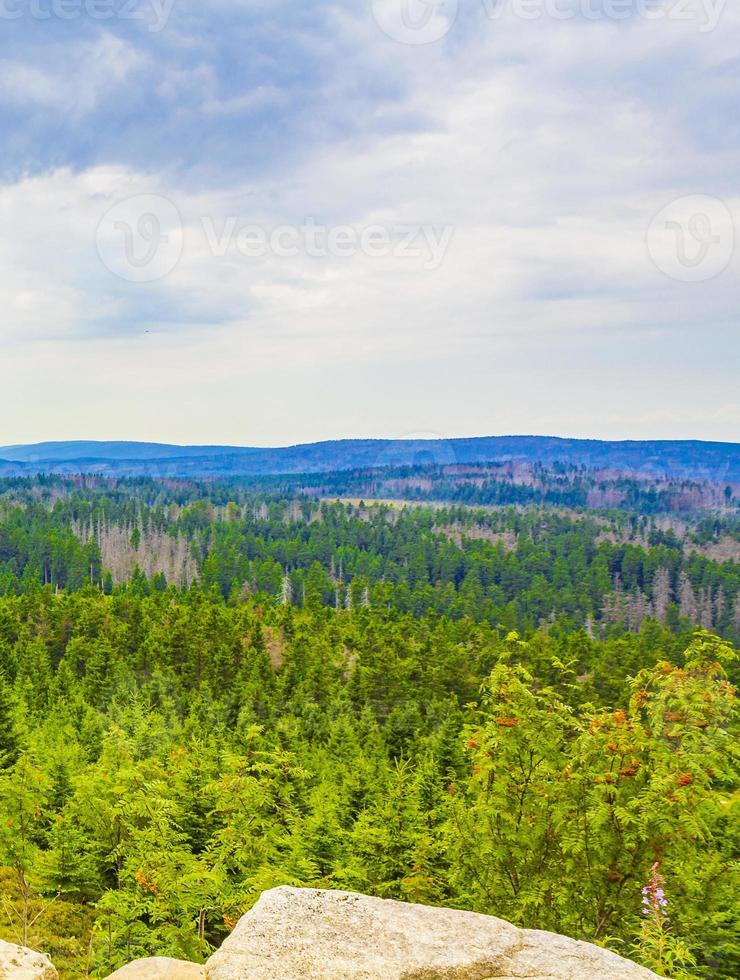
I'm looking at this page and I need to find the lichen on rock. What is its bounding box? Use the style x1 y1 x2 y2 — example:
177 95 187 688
204 887 662 980
0 938 58 980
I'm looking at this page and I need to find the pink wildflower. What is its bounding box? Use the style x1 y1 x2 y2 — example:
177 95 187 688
642 862 669 920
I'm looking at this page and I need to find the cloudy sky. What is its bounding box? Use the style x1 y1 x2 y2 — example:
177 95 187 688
0 0 738 447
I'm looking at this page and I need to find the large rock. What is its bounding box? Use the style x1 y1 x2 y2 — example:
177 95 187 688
0 939 57 979
205 887 660 980
106 958 205 979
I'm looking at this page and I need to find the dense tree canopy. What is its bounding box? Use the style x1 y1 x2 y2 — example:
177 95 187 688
0 478 736 979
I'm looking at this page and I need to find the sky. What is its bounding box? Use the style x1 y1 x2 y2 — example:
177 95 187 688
0 0 738 448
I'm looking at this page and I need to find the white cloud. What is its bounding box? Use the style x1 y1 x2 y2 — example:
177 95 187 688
0 4 738 442
0 33 143 115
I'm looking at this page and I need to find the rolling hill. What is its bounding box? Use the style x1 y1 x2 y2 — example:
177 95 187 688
0 436 737 482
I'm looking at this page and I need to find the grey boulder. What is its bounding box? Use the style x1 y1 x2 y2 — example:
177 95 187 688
205 886 661 979
0 939 57 979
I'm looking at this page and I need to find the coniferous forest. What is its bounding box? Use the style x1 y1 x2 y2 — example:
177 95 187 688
4 0 738 973
0 475 736 978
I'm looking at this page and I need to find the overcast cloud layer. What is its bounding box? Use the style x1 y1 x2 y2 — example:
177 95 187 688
0 0 738 446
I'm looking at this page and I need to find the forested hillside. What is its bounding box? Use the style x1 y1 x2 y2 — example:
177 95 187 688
291 461 738 514
0 478 738 641
0 477 736 979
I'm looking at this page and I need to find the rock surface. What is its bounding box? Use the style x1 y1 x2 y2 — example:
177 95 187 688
0 939 57 979
205 887 661 980
106 958 205 979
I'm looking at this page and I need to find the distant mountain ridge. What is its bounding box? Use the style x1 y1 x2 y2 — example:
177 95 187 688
0 436 737 482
